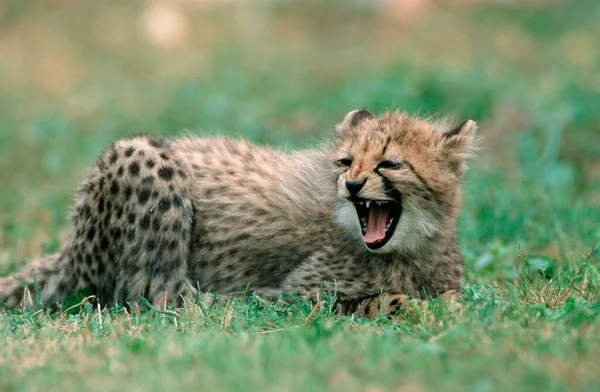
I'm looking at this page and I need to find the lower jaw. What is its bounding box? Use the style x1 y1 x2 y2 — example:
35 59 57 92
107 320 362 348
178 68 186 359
363 236 391 250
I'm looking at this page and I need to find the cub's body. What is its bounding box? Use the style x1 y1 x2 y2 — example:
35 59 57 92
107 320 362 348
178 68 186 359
176 137 460 299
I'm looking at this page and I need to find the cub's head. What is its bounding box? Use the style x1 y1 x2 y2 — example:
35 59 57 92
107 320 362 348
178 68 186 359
332 109 477 253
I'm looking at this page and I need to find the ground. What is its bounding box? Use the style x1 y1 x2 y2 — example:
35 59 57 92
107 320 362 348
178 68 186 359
0 1 599 391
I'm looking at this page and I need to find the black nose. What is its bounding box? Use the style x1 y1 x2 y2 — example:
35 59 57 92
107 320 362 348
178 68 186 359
345 179 366 196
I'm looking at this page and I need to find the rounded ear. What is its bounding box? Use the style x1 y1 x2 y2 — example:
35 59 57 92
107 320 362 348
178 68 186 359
336 109 374 133
442 119 478 175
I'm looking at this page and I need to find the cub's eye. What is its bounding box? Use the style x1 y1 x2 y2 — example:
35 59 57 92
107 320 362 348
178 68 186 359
336 158 353 167
377 160 402 170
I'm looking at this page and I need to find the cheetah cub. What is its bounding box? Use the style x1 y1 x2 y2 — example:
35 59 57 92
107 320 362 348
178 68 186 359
0 110 477 318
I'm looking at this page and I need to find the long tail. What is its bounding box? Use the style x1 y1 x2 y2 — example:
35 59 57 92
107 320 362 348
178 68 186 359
0 253 63 309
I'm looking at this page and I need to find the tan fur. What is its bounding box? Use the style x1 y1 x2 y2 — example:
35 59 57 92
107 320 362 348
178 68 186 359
0 110 476 317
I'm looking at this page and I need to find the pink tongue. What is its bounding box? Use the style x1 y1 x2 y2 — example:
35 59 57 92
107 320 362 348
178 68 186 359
363 205 391 244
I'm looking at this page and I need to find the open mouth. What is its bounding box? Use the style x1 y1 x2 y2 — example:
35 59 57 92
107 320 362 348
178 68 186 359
352 198 402 250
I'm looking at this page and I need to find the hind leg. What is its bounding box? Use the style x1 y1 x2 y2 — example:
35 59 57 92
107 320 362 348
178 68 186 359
44 136 196 308
0 254 61 309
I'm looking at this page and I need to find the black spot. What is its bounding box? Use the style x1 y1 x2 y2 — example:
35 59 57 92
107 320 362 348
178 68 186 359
137 150 145 158
83 205 92 218
97 263 105 275
172 195 183 208
158 198 171 212
58 281 69 294
138 189 151 204
140 214 151 230
151 191 159 199
168 185 175 192
128 212 136 225
85 254 93 266
100 235 109 251
169 240 178 250
116 206 123 219
146 159 155 169
178 170 187 179
103 213 110 228
127 228 136 241
109 180 119 195
142 175 154 186
82 270 92 282
124 186 133 201
97 196 106 214
117 166 124 176
107 173 113 180
172 221 182 233
109 149 118 164
146 239 156 251
169 258 182 270
111 228 122 241
99 177 105 189
125 147 135 157
75 254 83 264
108 148 119 165
151 267 164 278
158 167 173 181
96 157 107 171
148 137 164 148
160 153 170 161
129 162 140 176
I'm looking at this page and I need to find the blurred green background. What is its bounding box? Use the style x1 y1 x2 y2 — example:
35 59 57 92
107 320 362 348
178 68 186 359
0 1 599 391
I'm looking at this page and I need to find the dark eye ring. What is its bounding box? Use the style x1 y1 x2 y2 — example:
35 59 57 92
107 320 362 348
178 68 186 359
336 158 353 167
377 160 401 170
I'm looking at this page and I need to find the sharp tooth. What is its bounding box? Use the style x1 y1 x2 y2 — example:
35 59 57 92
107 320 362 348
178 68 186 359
366 201 371 208
376 201 382 206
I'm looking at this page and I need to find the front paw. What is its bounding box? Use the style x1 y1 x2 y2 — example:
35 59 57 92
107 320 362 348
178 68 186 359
338 293 413 319
379 293 413 316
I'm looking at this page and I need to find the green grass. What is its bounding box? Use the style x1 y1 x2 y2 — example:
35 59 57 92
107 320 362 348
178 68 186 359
0 1 599 391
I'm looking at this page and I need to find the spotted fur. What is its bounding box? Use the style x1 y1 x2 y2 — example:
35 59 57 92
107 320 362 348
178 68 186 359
0 110 477 318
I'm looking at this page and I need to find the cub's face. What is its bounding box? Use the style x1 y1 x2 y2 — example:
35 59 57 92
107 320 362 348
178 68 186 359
332 109 477 253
